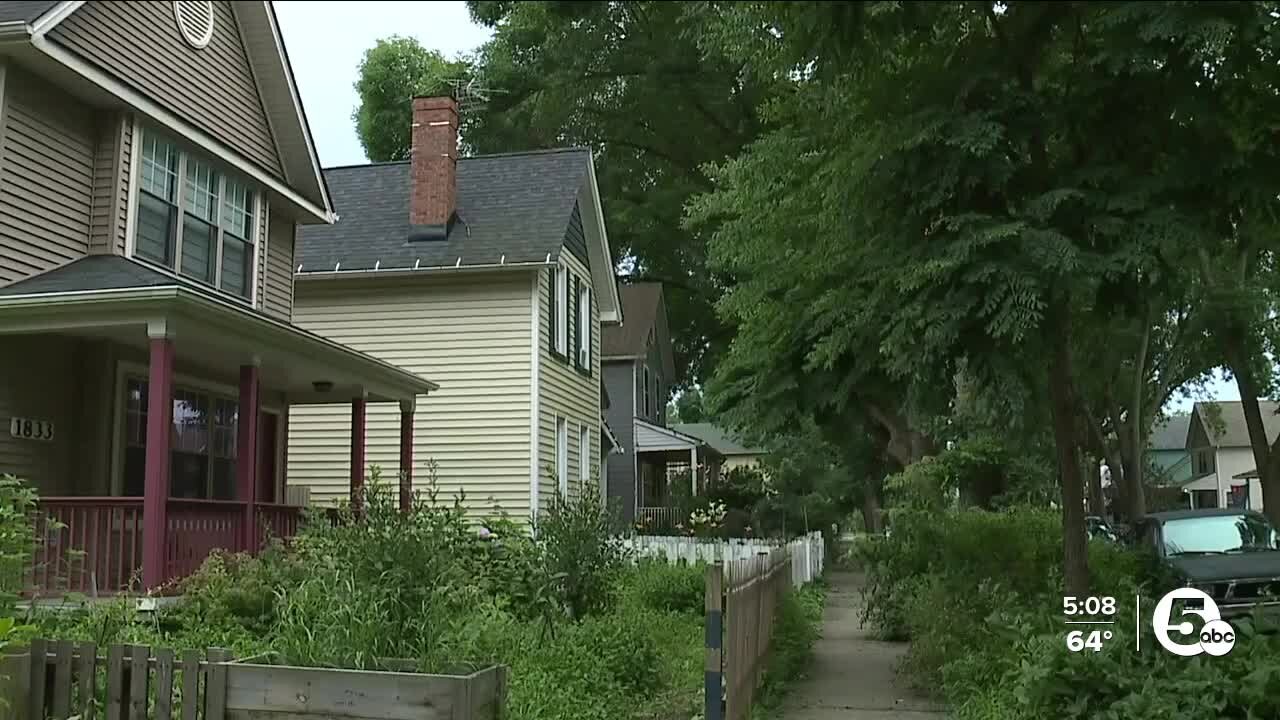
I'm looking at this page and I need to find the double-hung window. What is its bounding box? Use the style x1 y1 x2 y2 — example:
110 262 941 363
554 266 568 354
134 130 257 300
556 416 569 496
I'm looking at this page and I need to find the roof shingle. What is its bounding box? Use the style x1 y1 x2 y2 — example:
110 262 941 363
0 1 59 24
602 283 664 357
671 423 765 456
296 148 591 273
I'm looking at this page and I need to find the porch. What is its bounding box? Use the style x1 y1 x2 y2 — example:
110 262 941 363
632 419 721 533
0 258 436 594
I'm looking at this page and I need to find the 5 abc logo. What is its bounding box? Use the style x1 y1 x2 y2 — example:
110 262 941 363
1152 588 1236 657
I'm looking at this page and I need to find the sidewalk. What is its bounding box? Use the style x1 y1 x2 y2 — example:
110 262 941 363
781 571 947 719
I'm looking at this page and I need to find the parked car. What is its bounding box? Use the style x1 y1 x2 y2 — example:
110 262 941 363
1133 509 1280 617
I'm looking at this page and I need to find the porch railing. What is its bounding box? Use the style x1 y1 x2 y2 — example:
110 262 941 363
637 506 685 534
29 497 304 596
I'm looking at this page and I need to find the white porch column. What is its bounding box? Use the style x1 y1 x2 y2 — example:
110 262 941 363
690 446 698 495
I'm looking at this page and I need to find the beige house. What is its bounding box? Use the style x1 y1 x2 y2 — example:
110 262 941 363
672 423 768 472
0 0 433 593
286 97 622 523
1184 401 1276 510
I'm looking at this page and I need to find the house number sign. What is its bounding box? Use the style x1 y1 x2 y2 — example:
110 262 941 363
9 417 54 441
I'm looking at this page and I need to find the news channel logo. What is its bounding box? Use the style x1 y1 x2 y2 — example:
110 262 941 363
1151 588 1235 657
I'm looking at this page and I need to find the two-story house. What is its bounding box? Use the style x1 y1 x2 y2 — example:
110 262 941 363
1184 401 1275 510
0 0 433 593
285 96 622 525
601 283 718 528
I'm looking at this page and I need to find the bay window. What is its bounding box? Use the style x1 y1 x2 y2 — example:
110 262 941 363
134 130 257 300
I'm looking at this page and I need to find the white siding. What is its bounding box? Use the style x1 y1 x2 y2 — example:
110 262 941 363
537 251 602 512
287 273 534 519
1214 447 1265 510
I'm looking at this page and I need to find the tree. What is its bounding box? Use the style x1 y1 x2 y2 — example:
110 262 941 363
459 1 775 386
689 2 1276 594
353 37 471 162
668 387 708 424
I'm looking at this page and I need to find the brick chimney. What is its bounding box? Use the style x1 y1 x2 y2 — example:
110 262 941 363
408 96 458 240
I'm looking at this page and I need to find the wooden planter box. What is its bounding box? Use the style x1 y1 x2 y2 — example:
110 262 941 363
6 640 507 720
224 661 507 720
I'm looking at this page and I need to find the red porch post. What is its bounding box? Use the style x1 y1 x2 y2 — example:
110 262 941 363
142 333 174 590
399 399 415 513
350 397 367 514
237 364 261 552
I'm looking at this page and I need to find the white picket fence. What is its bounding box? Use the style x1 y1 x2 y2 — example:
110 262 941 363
624 531 825 587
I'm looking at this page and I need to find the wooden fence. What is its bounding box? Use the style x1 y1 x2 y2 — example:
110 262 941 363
703 547 795 720
628 531 824 588
3 639 506 720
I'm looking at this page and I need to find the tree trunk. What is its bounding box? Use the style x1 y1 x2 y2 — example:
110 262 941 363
1222 332 1280 525
1125 321 1150 521
1047 307 1090 596
862 492 883 534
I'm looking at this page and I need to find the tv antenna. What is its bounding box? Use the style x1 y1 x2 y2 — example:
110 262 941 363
445 77 506 114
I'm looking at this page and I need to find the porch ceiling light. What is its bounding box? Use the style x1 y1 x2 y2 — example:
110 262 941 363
313 380 334 393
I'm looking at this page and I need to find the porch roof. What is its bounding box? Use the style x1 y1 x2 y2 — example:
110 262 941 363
0 257 436 403
634 417 722 460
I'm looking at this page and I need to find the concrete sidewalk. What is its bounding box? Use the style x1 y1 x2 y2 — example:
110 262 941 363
781 571 947 719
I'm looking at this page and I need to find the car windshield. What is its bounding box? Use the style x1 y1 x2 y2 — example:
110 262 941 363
1163 514 1279 556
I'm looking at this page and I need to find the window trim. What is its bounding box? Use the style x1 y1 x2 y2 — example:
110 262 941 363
577 282 591 375
127 126 262 307
579 423 590 489
642 365 651 417
556 415 569 497
110 360 283 498
554 265 568 355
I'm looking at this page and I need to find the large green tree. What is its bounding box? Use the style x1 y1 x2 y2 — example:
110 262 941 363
691 1 1278 593
458 1 773 386
353 37 471 162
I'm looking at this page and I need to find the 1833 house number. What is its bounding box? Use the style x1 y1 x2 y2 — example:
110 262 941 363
9 417 54 441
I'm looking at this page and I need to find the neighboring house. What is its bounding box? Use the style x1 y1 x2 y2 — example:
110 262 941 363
671 423 768 473
1146 414 1192 486
286 96 622 524
601 283 719 525
1184 401 1277 510
0 1 433 593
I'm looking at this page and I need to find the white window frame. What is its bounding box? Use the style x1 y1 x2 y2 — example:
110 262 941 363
579 423 590 489
127 126 260 305
555 265 569 354
577 284 591 368
556 416 569 497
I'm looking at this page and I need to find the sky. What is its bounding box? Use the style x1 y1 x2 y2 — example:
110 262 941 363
274 1 492 168
271 2 1243 416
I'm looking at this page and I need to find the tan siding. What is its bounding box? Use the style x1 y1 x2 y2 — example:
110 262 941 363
538 252 602 512
89 113 132 256
0 69 93 285
263 210 294 321
50 1 282 178
0 336 84 495
288 274 534 519
254 200 268 307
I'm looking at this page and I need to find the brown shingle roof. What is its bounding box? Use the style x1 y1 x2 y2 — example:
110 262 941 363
602 283 663 357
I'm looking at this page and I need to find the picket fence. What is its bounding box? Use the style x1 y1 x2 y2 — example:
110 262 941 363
624 531 824 588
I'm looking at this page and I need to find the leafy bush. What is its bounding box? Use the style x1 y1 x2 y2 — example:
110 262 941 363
622 560 705 614
537 492 628 619
755 584 825 710
0 475 38 609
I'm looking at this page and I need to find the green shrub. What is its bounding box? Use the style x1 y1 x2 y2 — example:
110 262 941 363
0 475 38 609
537 492 628 620
622 560 705 614
756 584 825 710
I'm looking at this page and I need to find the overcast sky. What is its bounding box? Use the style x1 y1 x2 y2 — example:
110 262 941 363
272 1 1240 415
275 1 492 168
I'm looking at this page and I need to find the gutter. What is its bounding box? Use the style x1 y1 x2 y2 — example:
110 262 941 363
0 285 437 395
0 21 30 41
296 260 554 281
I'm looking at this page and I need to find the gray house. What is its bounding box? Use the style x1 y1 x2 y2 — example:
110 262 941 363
0 0 432 593
601 283 719 527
